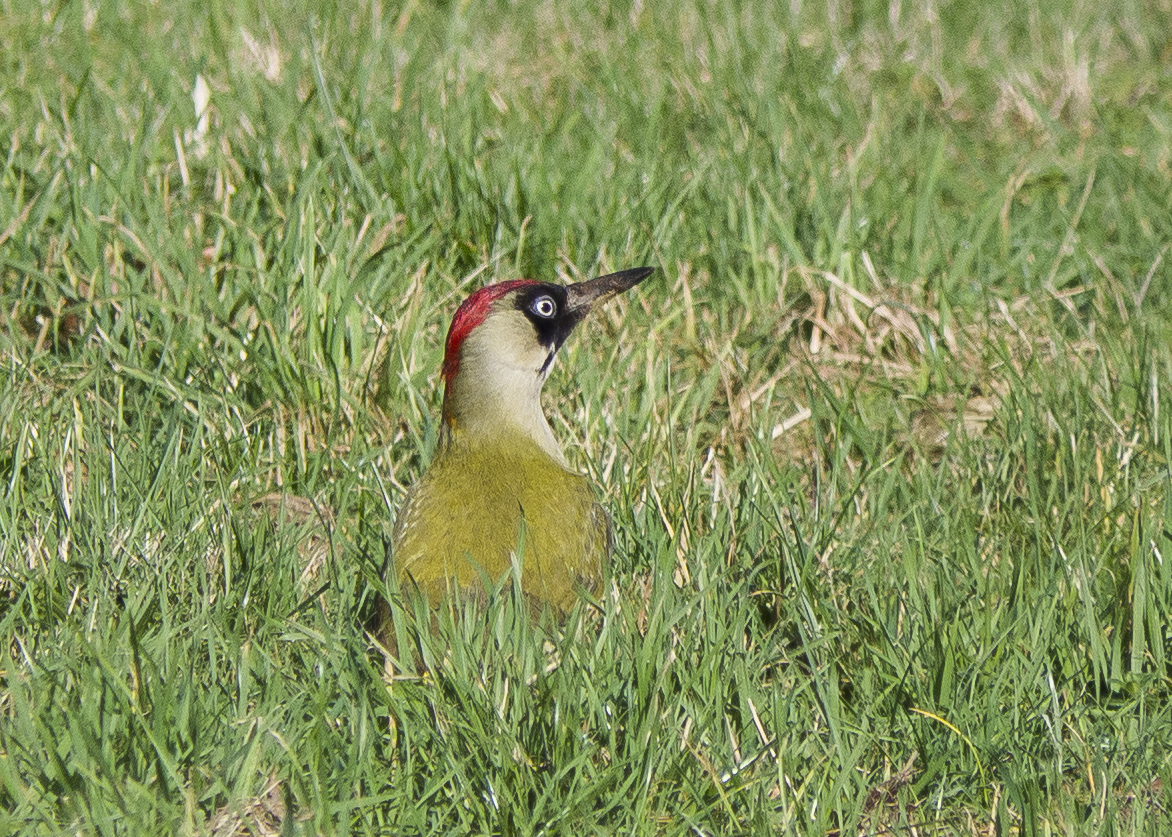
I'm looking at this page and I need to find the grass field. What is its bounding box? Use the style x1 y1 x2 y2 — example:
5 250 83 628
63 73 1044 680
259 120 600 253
3 0 1172 834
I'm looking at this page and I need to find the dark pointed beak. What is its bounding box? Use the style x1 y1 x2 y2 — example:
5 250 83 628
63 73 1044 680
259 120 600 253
565 266 655 314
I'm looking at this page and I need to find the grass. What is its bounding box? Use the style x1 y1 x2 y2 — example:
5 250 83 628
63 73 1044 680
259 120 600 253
2 0 1171 833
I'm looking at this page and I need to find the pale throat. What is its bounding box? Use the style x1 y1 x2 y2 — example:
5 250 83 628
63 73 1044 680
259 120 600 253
437 308 576 465
440 358 567 466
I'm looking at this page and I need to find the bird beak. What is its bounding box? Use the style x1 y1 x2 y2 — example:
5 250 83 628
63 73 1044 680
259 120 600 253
565 266 655 314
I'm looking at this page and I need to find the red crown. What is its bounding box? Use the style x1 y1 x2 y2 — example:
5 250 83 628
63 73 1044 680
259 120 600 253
441 280 539 382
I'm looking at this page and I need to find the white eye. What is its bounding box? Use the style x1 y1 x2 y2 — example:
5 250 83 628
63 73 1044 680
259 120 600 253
531 296 557 318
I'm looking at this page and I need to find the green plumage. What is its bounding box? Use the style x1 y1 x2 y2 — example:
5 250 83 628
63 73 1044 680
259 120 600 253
392 430 609 612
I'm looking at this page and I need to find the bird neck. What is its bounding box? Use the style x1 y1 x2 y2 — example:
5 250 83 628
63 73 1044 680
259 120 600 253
439 366 568 467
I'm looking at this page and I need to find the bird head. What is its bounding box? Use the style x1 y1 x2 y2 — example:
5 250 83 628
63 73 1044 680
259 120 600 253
437 267 654 459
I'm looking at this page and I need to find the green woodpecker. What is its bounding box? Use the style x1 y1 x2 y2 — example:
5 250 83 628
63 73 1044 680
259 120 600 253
386 266 654 618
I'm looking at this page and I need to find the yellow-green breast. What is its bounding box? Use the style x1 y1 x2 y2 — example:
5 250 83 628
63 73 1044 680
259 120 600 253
392 434 609 612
